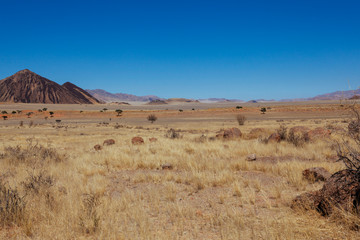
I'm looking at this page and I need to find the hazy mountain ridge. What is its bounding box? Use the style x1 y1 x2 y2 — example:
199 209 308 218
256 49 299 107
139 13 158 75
86 89 163 102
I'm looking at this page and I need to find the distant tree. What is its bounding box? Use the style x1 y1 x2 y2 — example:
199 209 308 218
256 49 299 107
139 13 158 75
2 116 7 120
103 108 108 112
179 109 183 112
12 111 17 114
49 111 54 117
1 111 7 114
236 106 243 109
42 108 48 111
115 109 123 116
192 108 195 111
26 112 33 118
260 107 267 114
16 110 22 114
38 109 43 112
147 114 158 123
80 110 83 113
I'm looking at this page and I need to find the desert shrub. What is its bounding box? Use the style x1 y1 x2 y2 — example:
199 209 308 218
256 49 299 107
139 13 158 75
42 108 47 111
12 111 17 114
179 109 183 112
147 114 158 123
257 136 269 144
0 181 26 226
79 193 101 234
260 107 266 114
236 106 242 109
55 120 61 123
165 128 181 139
236 114 246 125
287 131 309 147
2 116 7 120
1 111 7 114
0 139 66 165
22 171 55 195
38 109 43 112
22 171 56 210
277 125 288 140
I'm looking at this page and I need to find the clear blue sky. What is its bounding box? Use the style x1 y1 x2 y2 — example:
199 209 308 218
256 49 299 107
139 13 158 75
0 0 359 100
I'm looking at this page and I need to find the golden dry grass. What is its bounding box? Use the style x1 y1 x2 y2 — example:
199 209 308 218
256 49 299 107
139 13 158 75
0 108 358 239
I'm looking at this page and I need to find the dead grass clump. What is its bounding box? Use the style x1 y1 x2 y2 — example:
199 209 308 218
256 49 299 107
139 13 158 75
236 114 246 125
79 193 101 234
165 128 182 139
0 181 26 227
277 124 288 141
22 171 55 195
1 140 66 165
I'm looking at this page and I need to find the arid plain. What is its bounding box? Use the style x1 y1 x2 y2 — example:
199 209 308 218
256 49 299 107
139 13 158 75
0 100 359 239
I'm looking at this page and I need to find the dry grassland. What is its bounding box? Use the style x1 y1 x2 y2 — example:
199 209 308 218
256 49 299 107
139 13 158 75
0 103 358 239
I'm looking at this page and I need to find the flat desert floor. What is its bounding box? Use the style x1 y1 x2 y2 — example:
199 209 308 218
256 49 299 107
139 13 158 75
0 101 359 239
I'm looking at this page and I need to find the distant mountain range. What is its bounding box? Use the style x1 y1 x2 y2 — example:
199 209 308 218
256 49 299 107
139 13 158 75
85 89 163 102
280 89 360 102
1 69 359 104
0 69 100 104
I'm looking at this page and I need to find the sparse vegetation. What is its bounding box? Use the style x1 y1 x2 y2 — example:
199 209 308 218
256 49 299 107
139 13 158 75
0 103 357 239
236 106 243 109
49 111 54 117
26 112 33 118
2 116 7 120
260 107 266 114
236 114 246 125
115 109 123 116
147 114 157 123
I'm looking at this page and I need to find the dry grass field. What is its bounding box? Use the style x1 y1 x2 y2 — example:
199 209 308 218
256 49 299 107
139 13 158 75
0 101 359 239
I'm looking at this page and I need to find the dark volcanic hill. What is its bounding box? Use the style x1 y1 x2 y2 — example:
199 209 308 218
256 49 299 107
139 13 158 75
0 69 100 104
62 82 102 104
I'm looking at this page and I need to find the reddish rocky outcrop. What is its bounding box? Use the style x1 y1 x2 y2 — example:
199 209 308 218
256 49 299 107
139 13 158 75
132 137 144 145
289 126 310 135
247 128 267 139
103 139 115 146
268 133 281 143
307 127 331 140
94 144 103 151
216 128 242 139
302 167 331 182
149 137 158 142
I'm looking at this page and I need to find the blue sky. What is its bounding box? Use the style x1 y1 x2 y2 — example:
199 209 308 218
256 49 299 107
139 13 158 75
0 0 359 100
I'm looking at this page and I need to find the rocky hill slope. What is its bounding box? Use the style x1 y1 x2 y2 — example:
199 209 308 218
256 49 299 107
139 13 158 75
0 69 100 104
